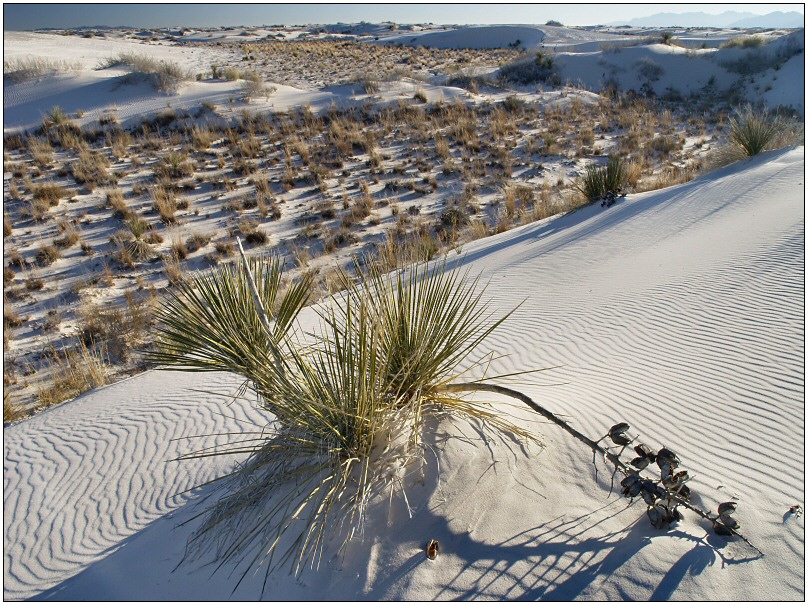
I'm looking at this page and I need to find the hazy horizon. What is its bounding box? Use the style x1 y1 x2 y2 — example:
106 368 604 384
3 2 805 30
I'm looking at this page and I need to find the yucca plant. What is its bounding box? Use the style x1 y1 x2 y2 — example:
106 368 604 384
574 155 627 202
149 246 540 590
728 104 785 157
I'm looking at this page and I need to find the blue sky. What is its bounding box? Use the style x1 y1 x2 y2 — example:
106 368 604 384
3 3 804 30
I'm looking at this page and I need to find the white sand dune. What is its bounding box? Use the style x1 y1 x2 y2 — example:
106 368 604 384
552 34 805 114
3 30 476 132
4 147 804 600
379 25 546 49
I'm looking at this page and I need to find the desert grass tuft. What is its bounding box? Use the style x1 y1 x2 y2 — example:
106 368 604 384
36 342 109 406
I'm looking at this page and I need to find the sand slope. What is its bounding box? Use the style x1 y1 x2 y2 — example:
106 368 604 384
3 148 804 600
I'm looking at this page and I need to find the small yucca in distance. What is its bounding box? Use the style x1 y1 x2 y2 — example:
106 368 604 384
728 104 786 157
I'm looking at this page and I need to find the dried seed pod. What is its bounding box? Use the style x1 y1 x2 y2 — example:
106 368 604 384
641 480 659 505
674 484 691 501
634 443 656 461
630 455 651 470
426 539 439 560
662 470 689 490
621 474 643 498
647 504 667 529
717 502 737 517
648 502 682 529
656 447 680 468
609 422 632 446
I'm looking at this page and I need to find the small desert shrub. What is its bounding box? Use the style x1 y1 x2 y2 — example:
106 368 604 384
439 206 470 230
35 242 61 266
222 66 241 81
54 220 80 248
575 156 628 202
721 36 765 49
4 303 26 329
233 158 257 176
635 57 664 82
244 229 268 245
324 227 358 252
71 150 111 188
499 51 559 85
215 241 234 257
101 52 190 93
651 135 681 156
31 182 68 206
186 231 213 252
25 275 44 290
241 78 275 101
42 105 71 129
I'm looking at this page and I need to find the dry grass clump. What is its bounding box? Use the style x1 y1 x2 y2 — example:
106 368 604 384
54 220 80 248
100 52 191 93
4 302 27 329
31 182 69 206
77 292 154 363
502 184 534 218
71 150 111 189
35 242 61 266
28 138 55 167
106 188 135 220
36 342 109 406
153 185 178 223
190 125 216 151
4 389 24 423
186 230 214 253
154 151 195 179
4 56 83 83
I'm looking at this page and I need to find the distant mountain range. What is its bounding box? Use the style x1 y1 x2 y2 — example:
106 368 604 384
609 10 804 28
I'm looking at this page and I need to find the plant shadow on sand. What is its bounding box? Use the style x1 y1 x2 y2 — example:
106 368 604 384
31 413 758 601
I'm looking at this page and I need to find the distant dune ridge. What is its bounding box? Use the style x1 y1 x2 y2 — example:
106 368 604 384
609 10 804 28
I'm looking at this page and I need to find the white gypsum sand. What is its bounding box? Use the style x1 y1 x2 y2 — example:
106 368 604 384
4 146 804 600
